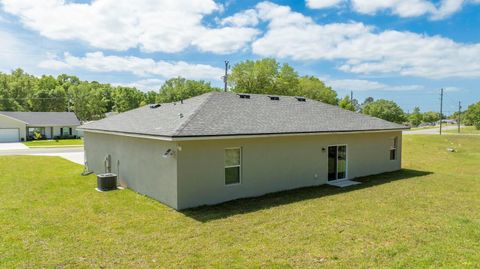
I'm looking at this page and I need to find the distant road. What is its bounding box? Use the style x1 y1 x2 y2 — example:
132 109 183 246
0 147 84 156
0 147 84 165
403 125 460 135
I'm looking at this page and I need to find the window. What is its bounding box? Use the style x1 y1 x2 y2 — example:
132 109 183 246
28 127 45 136
390 137 398 160
225 148 241 185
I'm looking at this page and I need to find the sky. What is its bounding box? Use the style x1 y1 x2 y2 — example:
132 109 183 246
0 0 479 115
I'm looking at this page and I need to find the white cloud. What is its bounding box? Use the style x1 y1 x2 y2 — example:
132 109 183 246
112 79 164 92
307 0 479 19
0 29 41 72
220 9 259 27
443 86 462 92
39 52 224 81
252 2 480 79
306 0 343 9
1 0 258 54
350 0 436 17
326 79 424 91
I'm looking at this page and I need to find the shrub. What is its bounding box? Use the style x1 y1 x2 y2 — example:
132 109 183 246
33 132 43 140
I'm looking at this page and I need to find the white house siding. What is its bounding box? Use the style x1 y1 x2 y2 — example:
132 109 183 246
0 114 27 142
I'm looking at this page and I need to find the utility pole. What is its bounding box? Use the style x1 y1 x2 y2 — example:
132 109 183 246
439 88 444 135
350 91 353 102
223 60 229 92
458 101 462 133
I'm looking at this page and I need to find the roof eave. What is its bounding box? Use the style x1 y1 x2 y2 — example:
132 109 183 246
80 127 408 142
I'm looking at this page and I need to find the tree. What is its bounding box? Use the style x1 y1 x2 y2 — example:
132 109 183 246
464 101 480 129
144 91 159 104
298 76 337 105
408 107 423 127
360 97 374 112
157 77 220 103
29 75 62 112
229 58 279 94
422 111 441 123
112 87 145 112
339 96 356 111
363 97 374 105
275 64 299 95
362 99 406 123
70 84 107 121
0 69 158 118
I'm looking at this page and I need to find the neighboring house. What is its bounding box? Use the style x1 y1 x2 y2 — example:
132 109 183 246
0 112 81 142
437 119 457 125
80 92 408 210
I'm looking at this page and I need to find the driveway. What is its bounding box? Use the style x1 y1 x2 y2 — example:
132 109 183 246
0 142 29 150
0 147 85 165
403 125 459 135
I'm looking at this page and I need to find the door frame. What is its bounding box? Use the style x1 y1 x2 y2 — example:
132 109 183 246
327 144 348 182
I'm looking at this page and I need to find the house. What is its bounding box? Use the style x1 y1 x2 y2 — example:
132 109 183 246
0 112 81 142
79 92 408 210
437 119 457 125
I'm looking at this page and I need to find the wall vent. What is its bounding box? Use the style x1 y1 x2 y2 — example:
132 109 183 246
150 104 161 108
238 94 250 99
269 96 280 101
295 97 306 102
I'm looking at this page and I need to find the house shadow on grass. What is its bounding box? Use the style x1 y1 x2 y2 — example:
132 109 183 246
182 169 432 223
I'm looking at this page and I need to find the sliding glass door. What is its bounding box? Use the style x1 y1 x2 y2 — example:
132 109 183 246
328 145 347 181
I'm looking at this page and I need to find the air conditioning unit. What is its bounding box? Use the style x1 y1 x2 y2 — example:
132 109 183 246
96 173 117 191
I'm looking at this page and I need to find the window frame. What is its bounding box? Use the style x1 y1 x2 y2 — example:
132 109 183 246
327 144 348 181
390 137 398 161
224 147 242 186
28 127 45 136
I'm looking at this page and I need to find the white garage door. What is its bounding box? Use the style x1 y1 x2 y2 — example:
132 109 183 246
0 129 19 143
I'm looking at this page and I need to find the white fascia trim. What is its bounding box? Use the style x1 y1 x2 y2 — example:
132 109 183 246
81 128 404 142
81 129 175 141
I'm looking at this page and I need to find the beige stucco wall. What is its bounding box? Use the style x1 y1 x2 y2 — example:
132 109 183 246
0 114 27 141
83 130 402 210
176 131 402 209
83 132 179 209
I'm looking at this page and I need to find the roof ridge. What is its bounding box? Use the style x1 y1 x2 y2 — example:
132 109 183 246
172 92 216 136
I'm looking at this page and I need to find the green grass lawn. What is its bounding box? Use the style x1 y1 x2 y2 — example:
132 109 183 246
444 126 480 134
23 138 83 147
2 135 480 268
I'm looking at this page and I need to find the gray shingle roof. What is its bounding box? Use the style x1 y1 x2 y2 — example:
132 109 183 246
79 92 407 138
0 112 80 126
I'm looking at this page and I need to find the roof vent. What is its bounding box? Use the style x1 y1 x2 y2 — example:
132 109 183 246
150 104 161 109
238 94 250 99
295 97 306 102
269 96 280 101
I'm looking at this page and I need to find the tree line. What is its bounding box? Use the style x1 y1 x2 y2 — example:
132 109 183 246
1 59 479 129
